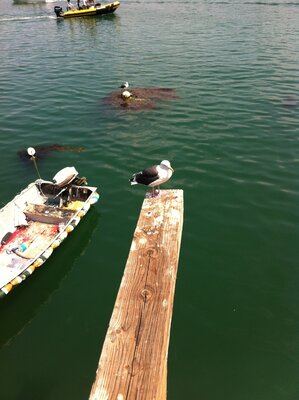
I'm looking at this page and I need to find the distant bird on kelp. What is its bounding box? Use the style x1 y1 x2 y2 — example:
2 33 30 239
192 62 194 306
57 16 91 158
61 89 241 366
129 160 174 197
121 90 133 100
119 81 129 89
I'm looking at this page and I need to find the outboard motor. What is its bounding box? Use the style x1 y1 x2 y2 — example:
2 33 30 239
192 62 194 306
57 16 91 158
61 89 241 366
54 6 63 17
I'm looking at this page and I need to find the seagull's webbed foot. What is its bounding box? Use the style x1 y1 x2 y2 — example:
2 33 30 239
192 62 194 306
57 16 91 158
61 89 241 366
145 187 161 199
152 187 161 198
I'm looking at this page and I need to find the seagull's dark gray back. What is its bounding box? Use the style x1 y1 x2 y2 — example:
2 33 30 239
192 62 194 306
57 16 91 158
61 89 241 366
142 165 158 177
132 165 159 185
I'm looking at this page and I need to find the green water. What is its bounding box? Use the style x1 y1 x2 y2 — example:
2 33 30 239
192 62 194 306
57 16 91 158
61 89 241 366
0 0 299 398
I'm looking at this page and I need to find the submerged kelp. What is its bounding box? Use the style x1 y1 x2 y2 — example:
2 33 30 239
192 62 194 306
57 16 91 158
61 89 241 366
104 88 178 110
17 144 85 161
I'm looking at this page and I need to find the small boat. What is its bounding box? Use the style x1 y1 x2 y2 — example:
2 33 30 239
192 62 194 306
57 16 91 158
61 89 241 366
0 166 99 299
54 1 120 19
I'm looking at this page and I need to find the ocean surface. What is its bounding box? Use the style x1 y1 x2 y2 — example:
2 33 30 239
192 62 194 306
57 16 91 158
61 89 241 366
0 0 299 398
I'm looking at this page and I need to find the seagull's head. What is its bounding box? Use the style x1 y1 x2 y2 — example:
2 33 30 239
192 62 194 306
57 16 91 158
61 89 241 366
160 160 174 172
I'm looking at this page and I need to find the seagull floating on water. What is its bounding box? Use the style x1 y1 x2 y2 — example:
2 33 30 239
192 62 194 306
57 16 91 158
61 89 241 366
119 81 129 89
129 160 174 197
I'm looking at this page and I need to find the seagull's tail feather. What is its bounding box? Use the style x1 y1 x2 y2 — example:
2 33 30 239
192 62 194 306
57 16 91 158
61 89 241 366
130 181 138 185
129 175 138 185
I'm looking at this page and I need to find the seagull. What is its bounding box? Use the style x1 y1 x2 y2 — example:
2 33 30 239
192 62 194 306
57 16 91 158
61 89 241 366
119 81 129 89
121 90 133 100
129 160 174 197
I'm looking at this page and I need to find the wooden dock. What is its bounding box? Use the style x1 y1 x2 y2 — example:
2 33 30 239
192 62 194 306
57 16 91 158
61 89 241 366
89 189 184 400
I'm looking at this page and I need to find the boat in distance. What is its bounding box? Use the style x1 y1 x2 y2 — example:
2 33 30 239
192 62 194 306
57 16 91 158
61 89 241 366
54 1 120 18
0 166 99 299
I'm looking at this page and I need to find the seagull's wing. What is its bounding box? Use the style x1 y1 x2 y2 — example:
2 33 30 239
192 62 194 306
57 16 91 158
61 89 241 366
142 165 159 177
134 165 159 185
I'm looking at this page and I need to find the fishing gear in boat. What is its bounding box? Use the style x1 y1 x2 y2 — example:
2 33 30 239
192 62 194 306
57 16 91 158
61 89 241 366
5 230 46 259
10 247 34 260
73 176 87 186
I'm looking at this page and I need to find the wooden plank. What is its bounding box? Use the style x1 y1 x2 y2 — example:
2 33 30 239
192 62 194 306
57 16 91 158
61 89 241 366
89 189 184 400
24 204 76 225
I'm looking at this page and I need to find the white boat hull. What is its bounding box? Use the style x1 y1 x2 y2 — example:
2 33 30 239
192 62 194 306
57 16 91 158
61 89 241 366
0 174 99 298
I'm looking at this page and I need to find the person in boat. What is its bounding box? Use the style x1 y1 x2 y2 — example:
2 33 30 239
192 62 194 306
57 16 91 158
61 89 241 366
67 0 76 10
85 0 95 7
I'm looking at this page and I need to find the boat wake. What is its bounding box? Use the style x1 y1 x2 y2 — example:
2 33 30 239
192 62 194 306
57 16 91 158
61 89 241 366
13 0 57 3
0 15 56 22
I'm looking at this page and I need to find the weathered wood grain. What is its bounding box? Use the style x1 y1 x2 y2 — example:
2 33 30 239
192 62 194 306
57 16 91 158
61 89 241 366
24 204 76 225
89 189 184 400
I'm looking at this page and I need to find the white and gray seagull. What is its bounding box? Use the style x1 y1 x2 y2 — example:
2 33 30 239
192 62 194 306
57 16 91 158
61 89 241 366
129 160 174 197
119 81 129 89
121 90 133 100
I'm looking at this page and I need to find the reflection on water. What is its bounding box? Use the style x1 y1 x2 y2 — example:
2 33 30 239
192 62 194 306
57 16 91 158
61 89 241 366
55 12 120 39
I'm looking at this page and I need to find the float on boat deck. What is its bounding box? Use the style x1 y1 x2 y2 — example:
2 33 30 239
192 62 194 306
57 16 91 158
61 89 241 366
54 1 120 19
0 166 99 299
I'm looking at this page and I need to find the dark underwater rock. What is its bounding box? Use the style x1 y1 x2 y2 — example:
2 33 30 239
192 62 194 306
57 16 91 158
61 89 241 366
104 87 179 111
17 144 85 161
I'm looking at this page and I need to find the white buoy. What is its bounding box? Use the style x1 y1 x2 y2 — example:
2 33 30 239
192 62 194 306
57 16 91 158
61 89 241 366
27 147 36 156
